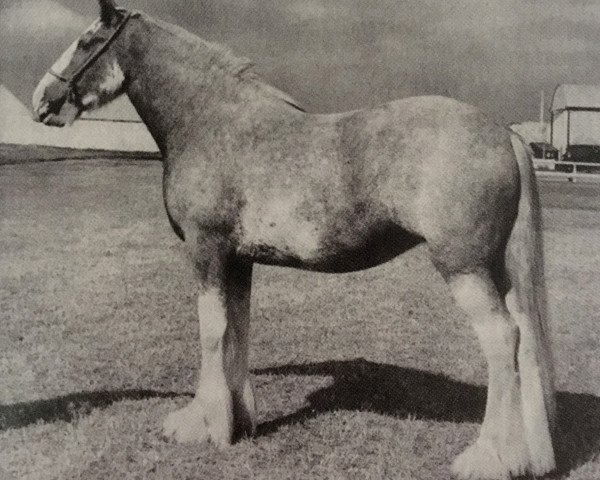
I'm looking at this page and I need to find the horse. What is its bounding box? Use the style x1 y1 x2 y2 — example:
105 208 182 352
32 1 556 478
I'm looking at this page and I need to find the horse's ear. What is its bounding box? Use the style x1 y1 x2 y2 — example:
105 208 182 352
98 0 119 24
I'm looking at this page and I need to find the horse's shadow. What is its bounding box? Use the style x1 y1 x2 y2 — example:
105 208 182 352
1 358 598 477
253 358 600 477
0 389 182 431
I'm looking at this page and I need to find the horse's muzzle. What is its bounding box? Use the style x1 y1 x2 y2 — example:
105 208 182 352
39 112 65 127
32 99 80 127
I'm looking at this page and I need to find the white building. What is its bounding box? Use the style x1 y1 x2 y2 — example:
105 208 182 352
550 84 600 155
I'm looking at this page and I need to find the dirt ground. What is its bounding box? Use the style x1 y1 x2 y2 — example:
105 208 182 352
1 160 599 479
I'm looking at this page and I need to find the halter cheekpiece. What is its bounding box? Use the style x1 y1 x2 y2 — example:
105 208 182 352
48 8 136 105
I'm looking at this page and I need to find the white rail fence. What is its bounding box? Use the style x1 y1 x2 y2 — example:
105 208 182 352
533 159 600 182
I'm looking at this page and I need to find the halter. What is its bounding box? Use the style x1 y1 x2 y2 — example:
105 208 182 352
47 9 135 106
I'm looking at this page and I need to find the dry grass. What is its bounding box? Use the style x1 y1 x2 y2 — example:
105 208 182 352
1 160 599 479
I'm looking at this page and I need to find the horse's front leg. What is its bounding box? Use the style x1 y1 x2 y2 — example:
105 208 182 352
163 250 256 446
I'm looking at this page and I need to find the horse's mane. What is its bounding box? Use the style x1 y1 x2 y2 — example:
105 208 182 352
146 14 305 112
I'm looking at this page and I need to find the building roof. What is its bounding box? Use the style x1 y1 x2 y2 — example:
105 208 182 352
0 84 31 119
551 84 600 112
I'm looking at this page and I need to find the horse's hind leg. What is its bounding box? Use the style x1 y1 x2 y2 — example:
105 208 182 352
163 249 256 446
445 270 530 480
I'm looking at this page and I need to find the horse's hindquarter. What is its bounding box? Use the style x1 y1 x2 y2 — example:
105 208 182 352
391 97 520 273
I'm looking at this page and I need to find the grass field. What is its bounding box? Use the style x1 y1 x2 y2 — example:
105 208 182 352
1 160 599 480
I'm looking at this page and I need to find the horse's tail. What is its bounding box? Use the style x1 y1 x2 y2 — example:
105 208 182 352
505 133 556 473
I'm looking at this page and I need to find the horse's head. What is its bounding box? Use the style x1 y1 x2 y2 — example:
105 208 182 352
32 0 132 126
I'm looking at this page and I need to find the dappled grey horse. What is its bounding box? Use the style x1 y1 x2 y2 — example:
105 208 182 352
32 1 556 478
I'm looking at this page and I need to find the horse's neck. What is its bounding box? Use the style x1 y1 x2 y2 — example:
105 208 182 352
121 16 254 157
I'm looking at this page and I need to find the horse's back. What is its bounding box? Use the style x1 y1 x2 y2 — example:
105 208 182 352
324 96 519 226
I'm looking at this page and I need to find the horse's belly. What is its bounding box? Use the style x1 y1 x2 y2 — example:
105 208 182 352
238 216 423 273
309 222 423 273
237 203 325 267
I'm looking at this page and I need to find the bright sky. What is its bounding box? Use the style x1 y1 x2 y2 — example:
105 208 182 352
1 0 599 123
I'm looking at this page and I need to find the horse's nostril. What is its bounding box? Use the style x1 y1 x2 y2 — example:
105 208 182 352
34 96 67 123
34 110 50 122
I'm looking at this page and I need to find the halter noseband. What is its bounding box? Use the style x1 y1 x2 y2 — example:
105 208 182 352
48 9 135 105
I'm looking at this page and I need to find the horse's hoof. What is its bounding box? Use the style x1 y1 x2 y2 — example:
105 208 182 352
162 402 211 444
162 397 234 447
451 438 528 480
